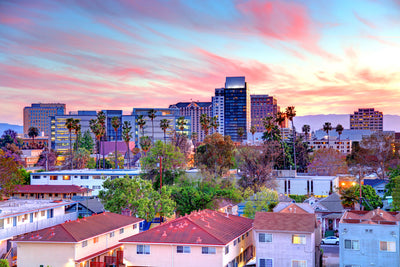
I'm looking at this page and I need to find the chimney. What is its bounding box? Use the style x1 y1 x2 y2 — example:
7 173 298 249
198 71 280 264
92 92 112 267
162 231 167 237
196 236 202 243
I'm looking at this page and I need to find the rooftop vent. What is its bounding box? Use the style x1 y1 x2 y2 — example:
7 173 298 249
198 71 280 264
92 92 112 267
196 236 202 243
162 231 167 237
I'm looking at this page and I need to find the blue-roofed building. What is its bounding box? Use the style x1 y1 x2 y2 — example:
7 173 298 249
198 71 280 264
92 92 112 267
363 178 388 198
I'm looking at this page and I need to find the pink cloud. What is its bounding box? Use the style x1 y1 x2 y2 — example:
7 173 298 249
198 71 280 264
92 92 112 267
353 11 376 28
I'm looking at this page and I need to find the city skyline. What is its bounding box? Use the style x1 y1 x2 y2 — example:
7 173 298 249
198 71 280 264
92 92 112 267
1 0 400 125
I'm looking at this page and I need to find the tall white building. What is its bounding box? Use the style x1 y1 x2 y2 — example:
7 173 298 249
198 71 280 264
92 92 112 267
212 88 225 135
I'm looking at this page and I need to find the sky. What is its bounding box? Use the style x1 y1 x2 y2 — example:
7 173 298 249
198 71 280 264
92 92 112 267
1 0 400 125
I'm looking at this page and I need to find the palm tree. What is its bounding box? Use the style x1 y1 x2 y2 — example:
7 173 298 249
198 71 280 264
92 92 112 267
111 117 121 169
237 127 245 143
210 116 219 133
65 118 76 169
137 115 146 138
323 122 333 145
97 111 106 169
275 111 286 128
250 126 256 144
302 124 310 143
285 106 296 172
139 136 151 156
73 119 81 151
90 119 104 169
122 121 132 169
160 119 170 143
28 126 39 148
200 114 211 136
263 116 275 136
336 124 344 141
176 116 187 135
147 109 157 143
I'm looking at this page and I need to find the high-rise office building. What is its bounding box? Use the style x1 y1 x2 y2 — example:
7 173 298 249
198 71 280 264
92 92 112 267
350 108 383 131
50 111 97 153
23 103 66 137
216 77 251 142
169 102 212 142
212 88 225 135
251 95 278 132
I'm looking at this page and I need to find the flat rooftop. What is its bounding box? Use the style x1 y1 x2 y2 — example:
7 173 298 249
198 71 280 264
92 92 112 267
32 169 142 176
0 199 77 218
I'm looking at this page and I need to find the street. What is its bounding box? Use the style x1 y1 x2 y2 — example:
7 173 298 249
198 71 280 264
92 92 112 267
322 244 339 267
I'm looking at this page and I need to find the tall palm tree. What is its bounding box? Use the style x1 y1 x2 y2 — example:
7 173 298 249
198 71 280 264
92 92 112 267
139 136 151 156
111 117 121 169
210 116 219 133
323 122 333 145
73 119 81 151
250 126 256 144
160 119 170 143
28 126 39 147
285 106 296 172
302 124 310 143
275 111 286 128
336 124 344 141
237 127 245 143
137 115 146 138
122 121 132 169
147 109 157 143
176 116 187 135
200 114 211 136
275 112 287 168
97 111 106 169
65 118 76 169
90 119 103 168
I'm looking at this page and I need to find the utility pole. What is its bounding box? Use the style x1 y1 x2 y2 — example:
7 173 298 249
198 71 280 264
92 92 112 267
359 167 362 210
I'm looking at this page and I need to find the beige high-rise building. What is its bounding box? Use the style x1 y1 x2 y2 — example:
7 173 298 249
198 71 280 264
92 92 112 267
23 103 66 137
350 108 383 131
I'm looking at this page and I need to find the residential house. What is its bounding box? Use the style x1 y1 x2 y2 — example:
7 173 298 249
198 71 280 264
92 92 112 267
363 178 389 199
0 199 78 258
253 212 321 267
77 198 106 217
340 208 400 267
121 209 254 267
14 212 143 267
273 203 315 214
11 185 92 200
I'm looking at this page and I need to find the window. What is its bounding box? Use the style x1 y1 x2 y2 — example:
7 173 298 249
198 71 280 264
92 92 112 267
234 239 237 246
202 247 216 254
63 175 71 180
32 175 40 179
50 175 57 180
344 265 360 267
344 240 360 250
0 219 4 229
292 235 306 244
82 240 88 247
259 233 272 243
137 244 150 254
81 175 89 179
133 224 137 229
119 228 124 234
93 186 101 189
93 175 101 179
47 209 54 219
380 241 396 252
93 237 99 243
260 258 273 267
292 260 307 267
176 246 191 253
225 245 229 255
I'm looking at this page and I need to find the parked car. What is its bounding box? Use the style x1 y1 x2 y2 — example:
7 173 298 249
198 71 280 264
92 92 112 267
321 236 339 245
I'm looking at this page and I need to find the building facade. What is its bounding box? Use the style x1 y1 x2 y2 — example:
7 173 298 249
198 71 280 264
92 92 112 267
308 138 352 154
212 88 225 135
340 209 400 267
254 212 321 267
50 111 97 154
169 101 212 142
251 95 278 132
350 108 383 131
23 103 66 137
121 209 254 267
276 174 339 197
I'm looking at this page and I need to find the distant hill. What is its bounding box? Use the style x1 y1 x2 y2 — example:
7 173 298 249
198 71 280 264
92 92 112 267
294 114 400 132
0 123 23 135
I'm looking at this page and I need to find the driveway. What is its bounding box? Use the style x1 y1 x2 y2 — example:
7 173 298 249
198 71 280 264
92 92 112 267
322 244 339 267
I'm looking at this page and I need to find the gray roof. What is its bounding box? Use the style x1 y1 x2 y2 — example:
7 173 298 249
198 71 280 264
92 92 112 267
316 193 344 213
79 198 105 214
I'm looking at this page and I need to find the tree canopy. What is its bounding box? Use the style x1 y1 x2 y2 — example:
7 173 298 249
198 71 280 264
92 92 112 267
340 184 382 210
243 188 279 219
308 148 348 176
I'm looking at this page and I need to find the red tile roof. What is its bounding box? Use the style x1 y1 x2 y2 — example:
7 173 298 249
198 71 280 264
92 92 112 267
13 212 143 243
121 209 253 246
253 212 317 233
14 185 92 194
340 209 400 224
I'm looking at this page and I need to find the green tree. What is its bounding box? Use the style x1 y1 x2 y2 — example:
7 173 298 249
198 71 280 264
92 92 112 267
243 188 279 219
111 117 121 169
79 130 94 152
336 124 344 141
99 176 175 222
0 259 9 267
18 168 31 185
302 124 310 143
148 109 157 143
73 148 90 169
137 115 146 137
340 184 382 210
176 116 187 135
89 119 105 169
250 126 256 144
122 121 133 169
28 126 39 147
323 122 332 144
141 141 185 174
97 111 106 169
65 118 76 169
384 166 400 198
285 106 296 171
308 148 347 176
237 127 245 143
392 176 400 211
200 114 211 136
0 150 24 196
210 116 219 133
160 119 170 143
139 136 152 155
195 133 235 177
73 119 81 151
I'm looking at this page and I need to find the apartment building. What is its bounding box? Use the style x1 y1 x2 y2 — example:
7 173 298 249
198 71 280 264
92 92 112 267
251 95 279 132
11 185 92 200
23 103 66 137
212 88 225 135
121 209 254 267
308 138 352 154
14 212 143 267
340 209 400 267
350 108 383 131
275 174 339 197
254 212 321 267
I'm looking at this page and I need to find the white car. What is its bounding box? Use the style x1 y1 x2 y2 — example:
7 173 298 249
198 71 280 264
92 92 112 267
321 236 339 245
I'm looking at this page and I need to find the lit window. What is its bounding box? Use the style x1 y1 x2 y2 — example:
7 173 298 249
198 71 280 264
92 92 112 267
344 240 360 250
292 235 306 244
259 233 272 243
62 175 70 180
380 241 396 252
176 246 191 253
93 237 99 243
137 244 150 254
